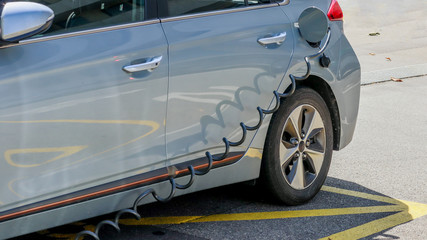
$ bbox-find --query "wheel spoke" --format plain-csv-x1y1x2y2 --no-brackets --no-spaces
304,110,324,141
303,155,316,174
287,106,303,141
305,148,324,174
288,155,306,189
282,139,296,149
279,141,298,167
307,128,323,140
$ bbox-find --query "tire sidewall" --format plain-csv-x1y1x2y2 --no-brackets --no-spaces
262,87,333,205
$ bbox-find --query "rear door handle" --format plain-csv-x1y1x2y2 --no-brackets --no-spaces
258,32,287,46
123,56,163,73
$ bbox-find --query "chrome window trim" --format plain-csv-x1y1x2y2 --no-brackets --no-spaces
0,0,290,48
0,19,160,49
160,0,290,23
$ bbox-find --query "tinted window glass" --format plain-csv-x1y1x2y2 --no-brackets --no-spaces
19,0,145,36
167,0,271,17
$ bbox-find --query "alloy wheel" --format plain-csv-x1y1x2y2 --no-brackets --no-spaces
279,104,326,190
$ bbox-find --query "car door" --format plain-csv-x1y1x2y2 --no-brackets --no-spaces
161,0,294,165
0,0,168,211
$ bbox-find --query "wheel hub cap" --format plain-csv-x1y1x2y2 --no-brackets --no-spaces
298,141,305,152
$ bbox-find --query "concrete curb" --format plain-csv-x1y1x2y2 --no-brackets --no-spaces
361,63,427,85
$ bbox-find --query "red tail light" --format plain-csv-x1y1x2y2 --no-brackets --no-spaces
328,0,343,21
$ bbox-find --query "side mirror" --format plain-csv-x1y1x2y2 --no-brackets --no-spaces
0,1,54,43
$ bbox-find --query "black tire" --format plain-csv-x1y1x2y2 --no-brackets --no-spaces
261,87,333,205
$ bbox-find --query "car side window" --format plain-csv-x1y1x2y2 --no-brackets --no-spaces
166,0,272,17
20,0,145,37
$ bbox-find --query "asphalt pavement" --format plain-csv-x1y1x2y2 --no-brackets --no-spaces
330,75,427,239
339,0,427,84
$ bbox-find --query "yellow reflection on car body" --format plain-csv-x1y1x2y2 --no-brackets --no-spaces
5,146,88,168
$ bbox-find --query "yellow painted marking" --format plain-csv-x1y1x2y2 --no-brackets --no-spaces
119,205,406,226
320,212,411,240
120,216,202,225
320,200,427,240
71,222,87,226
399,200,427,218
35,186,427,239
26,176,424,240
5,146,87,168
116,186,427,240
47,234,74,240
37,230,50,235
321,185,402,205
45,224,96,240
319,186,427,239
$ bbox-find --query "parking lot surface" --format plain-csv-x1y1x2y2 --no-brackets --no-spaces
340,0,427,84
329,75,427,239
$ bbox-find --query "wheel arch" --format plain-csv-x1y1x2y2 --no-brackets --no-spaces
296,75,341,150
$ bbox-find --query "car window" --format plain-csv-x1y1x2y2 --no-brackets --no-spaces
18,0,145,37
166,0,272,17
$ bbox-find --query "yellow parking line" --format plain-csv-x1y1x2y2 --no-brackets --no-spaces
37,186,427,240
321,186,402,205
320,211,415,240
321,199,427,240
43,224,96,240
120,216,202,225
117,185,427,240
119,205,406,225
119,186,413,226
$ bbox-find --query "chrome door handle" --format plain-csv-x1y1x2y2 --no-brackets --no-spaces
122,56,163,73
258,32,287,46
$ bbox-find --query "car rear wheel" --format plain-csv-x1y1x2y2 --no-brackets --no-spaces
261,87,333,205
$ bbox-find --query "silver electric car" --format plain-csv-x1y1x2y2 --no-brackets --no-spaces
0,0,360,238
